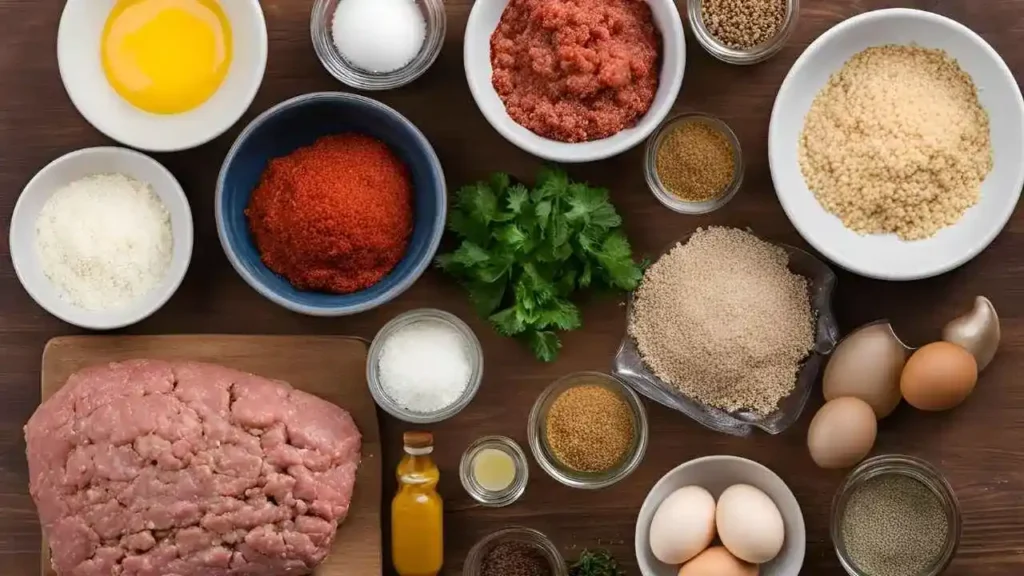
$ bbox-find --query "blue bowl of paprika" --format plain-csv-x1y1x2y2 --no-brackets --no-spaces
216,92,447,316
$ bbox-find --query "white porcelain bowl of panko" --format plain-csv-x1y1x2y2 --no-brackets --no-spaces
769,8,1024,281
57,0,268,152
636,456,805,576
9,147,194,330
464,0,685,163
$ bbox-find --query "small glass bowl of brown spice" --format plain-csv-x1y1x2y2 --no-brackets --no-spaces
463,526,567,576
528,371,649,490
687,0,800,65
644,113,744,215
831,455,962,576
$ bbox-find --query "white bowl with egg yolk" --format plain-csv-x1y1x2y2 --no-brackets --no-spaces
57,0,267,152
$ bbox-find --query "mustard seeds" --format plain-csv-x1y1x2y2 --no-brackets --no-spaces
544,384,634,473
701,0,787,50
655,121,736,202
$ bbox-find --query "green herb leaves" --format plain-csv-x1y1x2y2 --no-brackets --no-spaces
437,168,642,362
568,549,627,576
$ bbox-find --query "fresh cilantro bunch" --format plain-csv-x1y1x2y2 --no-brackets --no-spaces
436,167,643,362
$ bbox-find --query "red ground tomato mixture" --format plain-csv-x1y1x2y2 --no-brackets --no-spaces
490,0,661,143
246,134,413,294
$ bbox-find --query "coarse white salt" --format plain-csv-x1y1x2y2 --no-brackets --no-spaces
331,0,426,74
35,173,173,311
378,320,472,413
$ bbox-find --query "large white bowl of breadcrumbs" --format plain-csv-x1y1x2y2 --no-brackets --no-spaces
769,8,1024,281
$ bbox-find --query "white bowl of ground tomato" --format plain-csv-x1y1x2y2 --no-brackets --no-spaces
465,0,685,163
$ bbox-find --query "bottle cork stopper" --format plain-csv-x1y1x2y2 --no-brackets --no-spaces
403,431,434,449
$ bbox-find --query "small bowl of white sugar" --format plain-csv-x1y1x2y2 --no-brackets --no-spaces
9,146,193,330
311,0,446,90
367,308,484,424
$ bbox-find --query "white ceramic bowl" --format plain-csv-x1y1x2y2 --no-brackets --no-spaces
635,456,805,576
769,8,1024,281
57,0,268,152
9,147,194,330
464,0,685,163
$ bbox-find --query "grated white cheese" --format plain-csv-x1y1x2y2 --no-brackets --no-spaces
35,173,173,311
378,320,472,413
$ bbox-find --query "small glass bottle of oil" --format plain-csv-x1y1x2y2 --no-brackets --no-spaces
391,431,443,576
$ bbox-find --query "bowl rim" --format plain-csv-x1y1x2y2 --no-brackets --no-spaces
634,455,807,574
56,0,269,153
365,308,484,424
463,0,686,163
527,371,650,490
9,146,194,330
215,91,447,316
768,7,1024,281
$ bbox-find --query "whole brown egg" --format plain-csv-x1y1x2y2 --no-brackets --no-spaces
900,342,978,411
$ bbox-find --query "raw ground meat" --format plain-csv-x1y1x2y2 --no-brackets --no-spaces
490,0,661,143
24,360,362,576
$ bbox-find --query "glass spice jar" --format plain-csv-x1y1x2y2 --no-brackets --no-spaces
831,454,962,576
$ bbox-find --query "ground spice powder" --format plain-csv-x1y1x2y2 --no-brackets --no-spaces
545,384,634,473
245,134,413,294
481,541,553,576
655,121,735,202
841,474,949,576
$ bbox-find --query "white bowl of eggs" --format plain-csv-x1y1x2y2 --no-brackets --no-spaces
636,456,805,576
57,0,268,152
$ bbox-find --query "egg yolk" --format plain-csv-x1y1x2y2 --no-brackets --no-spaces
101,0,232,115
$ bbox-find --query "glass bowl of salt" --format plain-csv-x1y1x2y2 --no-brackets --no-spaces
367,308,484,424
311,0,446,90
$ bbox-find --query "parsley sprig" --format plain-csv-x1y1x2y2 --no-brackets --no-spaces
436,168,643,362
568,549,627,576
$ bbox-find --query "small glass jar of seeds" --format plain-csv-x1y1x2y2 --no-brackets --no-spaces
527,371,649,489
644,113,744,215
686,0,800,64
831,454,962,576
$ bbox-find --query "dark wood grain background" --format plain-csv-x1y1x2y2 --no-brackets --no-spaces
1,0,1022,574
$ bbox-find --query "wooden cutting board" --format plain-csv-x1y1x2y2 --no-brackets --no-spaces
39,335,382,576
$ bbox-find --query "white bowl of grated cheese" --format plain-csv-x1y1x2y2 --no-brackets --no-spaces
9,147,194,330
769,8,1024,281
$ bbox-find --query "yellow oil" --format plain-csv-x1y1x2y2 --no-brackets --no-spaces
391,434,443,576
472,447,516,492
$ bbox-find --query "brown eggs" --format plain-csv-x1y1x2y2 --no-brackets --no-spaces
807,397,877,469
901,342,978,411
677,546,758,576
823,323,907,419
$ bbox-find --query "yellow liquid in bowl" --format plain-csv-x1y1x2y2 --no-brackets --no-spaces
102,0,232,115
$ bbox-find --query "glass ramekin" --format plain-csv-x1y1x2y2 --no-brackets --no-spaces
367,308,483,424
643,112,744,215
528,372,649,490
687,0,800,65
831,454,962,576
310,0,447,90
459,435,530,508
462,527,568,576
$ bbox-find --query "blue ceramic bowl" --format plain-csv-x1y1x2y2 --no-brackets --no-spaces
216,92,446,316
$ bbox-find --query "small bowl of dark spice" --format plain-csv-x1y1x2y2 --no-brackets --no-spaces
644,113,744,214
688,0,799,64
832,454,962,576
463,526,567,576
528,371,649,489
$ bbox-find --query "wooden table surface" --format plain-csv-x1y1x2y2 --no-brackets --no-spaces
1,0,1023,574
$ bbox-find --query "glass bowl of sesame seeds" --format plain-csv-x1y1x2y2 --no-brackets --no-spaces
831,454,962,576
687,0,800,65
643,112,744,215
527,371,649,490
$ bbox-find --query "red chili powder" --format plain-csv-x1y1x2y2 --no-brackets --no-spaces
245,134,413,294
490,0,661,143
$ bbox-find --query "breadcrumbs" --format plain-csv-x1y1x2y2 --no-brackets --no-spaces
545,384,634,472
799,45,992,240
628,227,814,415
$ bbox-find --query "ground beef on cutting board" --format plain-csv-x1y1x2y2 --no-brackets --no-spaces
24,360,362,576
